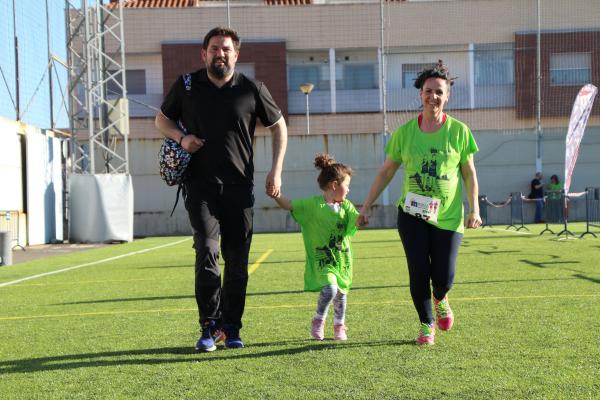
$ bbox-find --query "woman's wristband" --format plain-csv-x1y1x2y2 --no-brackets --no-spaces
177,135,184,146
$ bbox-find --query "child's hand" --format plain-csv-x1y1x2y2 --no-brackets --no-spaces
273,193,293,211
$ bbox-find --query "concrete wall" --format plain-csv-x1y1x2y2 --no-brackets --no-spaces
132,125,600,236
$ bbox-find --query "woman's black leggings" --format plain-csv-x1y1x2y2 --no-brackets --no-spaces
397,209,463,324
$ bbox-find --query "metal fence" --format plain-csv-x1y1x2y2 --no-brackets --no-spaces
0,210,24,250
508,192,528,231
581,187,600,238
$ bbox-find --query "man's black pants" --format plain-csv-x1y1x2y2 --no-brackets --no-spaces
184,182,254,330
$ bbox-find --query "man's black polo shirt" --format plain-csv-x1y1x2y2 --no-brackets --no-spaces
160,69,282,185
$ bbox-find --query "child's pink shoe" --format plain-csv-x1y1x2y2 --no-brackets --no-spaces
311,317,325,340
434,295,454,331
416,322,435,345
333,324,347,341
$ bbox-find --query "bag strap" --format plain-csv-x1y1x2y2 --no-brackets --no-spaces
170,75,191,217
170,184,185,217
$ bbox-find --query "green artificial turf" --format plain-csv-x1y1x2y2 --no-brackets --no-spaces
1,225,598,399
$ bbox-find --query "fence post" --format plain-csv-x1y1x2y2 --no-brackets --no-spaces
479,195,491,228
0,231,12,266
507,192,528,231
540,190,561,235
581,187,599,238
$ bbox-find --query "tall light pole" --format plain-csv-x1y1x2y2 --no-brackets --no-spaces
299,83,314,135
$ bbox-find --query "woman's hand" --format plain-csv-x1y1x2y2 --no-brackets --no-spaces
465,211,482,229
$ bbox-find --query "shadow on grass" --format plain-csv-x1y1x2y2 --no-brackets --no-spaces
352,239,400,245
54,274,589,306
572,274,600,284
476,250,521,255
0,339,414,374
462,235,535,241
55,295,194,305
137,265,191,269
519,259,581,269
455,276,583,286
54,284,411,305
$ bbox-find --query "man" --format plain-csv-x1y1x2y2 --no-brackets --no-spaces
530,172,544,223
155,27,287,351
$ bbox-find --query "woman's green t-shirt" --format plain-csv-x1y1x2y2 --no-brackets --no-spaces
385,115,479,233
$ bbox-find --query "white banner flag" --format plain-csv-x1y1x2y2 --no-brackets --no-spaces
564,84,598,195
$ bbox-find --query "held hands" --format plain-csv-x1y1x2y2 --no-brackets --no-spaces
180,135,205,153
356,207,370,227
265,170,282,198
465,211,482,229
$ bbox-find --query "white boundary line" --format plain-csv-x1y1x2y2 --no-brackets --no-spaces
0,238,192,288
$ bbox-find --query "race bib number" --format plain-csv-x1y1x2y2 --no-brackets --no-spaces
403,192,440,223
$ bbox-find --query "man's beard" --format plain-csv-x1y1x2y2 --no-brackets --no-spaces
208,58,232,79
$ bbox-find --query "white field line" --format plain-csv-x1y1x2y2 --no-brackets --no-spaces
0,238,192,288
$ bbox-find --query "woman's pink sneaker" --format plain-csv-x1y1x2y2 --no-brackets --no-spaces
416,322,435,345
434,295,454,331
311,317,325,340
333,324,347,341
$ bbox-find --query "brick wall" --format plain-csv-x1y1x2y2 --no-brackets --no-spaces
515,31,600,118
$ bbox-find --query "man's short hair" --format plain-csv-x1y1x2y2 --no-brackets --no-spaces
203,27,241,51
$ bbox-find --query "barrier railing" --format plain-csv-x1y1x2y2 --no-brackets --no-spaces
479,189,598,239
479,194,512,229
508,192,528,231
0,211,25,250
581,187,600,238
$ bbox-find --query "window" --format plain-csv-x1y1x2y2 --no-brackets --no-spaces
338,64,377,90
106,69,146,95
475,44,514,86
236,63,255,79
288,65,328,91
550,53,591,86
402,63,431,88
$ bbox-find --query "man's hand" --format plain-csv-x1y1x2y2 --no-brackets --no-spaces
181,135,205,153
357,207,370,227
265,170,281,198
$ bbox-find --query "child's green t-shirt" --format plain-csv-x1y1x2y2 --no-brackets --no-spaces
385,115,479,233
291,195,359,293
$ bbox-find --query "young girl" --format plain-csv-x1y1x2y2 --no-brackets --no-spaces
273,153,359,341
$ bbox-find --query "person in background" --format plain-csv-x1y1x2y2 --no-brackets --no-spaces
546,174,561,200
530,172,544,223
358,60,481,345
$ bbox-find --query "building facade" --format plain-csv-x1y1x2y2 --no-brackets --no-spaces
107,0,600,235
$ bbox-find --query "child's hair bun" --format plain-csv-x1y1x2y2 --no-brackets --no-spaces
314,153,335,170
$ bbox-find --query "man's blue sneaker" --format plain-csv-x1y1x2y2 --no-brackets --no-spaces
224,327,244,349
195,321,217,352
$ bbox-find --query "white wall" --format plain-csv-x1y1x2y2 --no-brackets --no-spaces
0,117,23,211
25,127,64,245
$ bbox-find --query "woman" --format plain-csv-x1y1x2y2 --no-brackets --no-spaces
546,174,561,200
358,60,481,345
